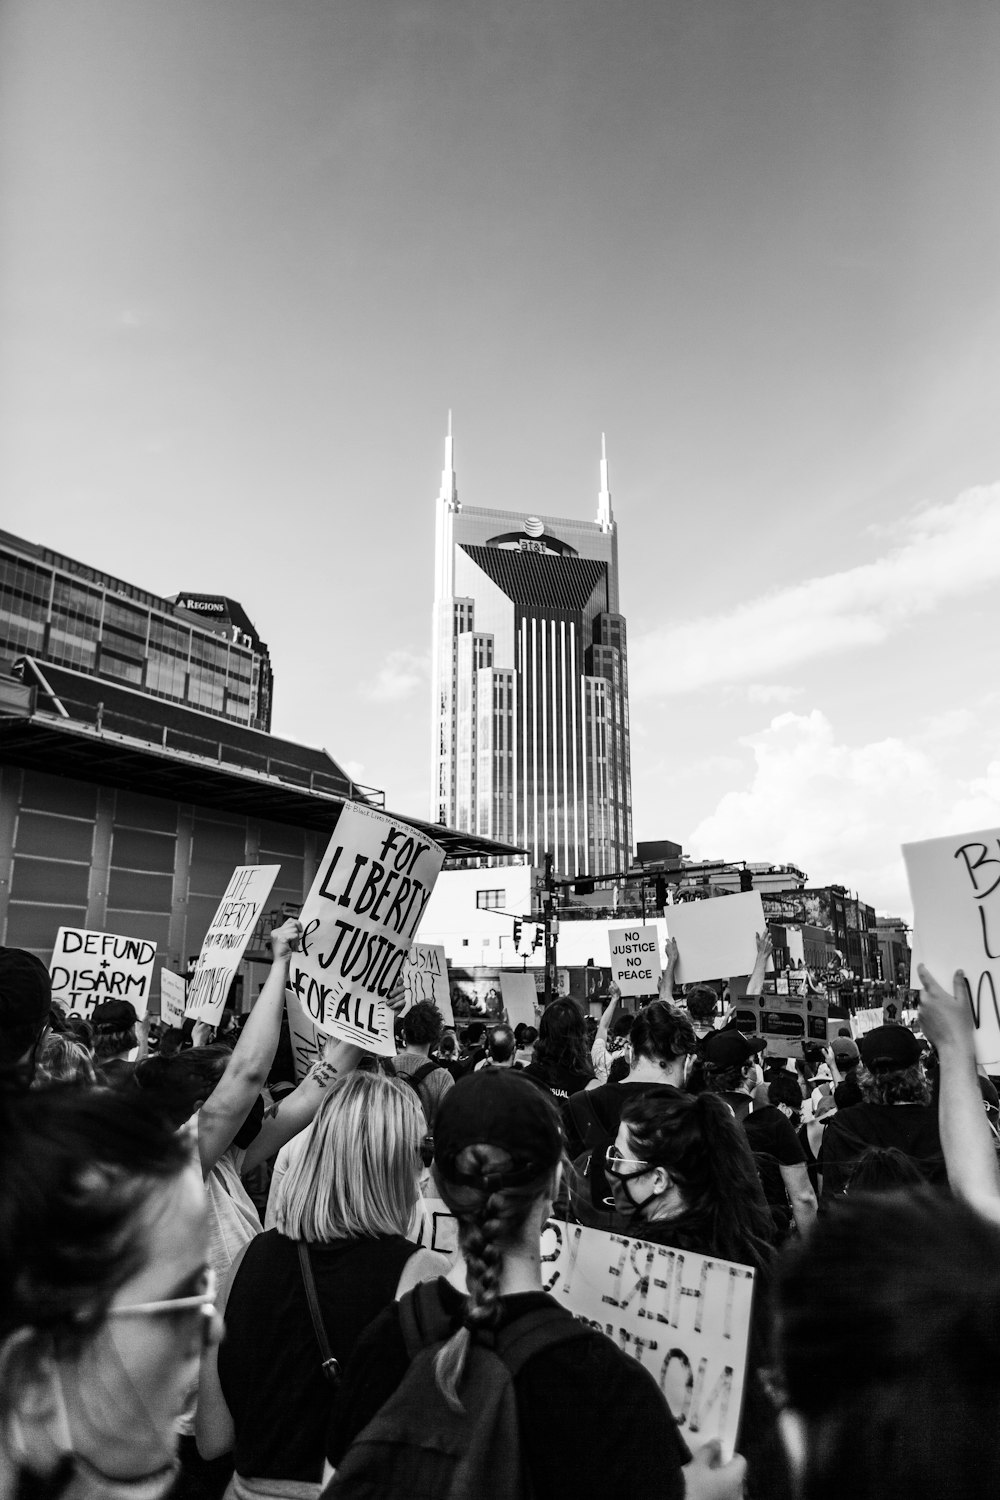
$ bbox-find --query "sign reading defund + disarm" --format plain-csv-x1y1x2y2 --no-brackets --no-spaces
288,803,445,1056
49,928,157,1019
185,865,281,1025
608,924,662,997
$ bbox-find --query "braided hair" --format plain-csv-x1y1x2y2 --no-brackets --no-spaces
432,1147,561,1410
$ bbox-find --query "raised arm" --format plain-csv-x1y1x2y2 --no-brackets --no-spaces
659,936,679,1002
918,963,1000,1222
745,929,773,998
196,918,301,1178
595,983,621,1045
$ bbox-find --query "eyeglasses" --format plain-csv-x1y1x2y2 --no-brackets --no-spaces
604,1143,653,1180
106,1267,218,1350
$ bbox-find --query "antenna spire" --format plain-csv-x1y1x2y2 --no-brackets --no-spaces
438,411,459,511
597,431,613,530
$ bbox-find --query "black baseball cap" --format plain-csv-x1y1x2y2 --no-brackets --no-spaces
91,999,139,1030
702,1028,766,1070
0,948,52,1067
858,1025,921,1073
433,1071,563,1189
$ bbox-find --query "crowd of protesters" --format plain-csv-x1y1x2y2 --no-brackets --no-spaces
3,919,1000,1500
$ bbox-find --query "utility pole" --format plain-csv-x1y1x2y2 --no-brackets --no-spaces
542,850,558,1004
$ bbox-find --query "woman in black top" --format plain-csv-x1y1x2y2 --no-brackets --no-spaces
519,997,595,1100
195,1071,447,1496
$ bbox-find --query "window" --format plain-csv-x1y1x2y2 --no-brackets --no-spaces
476,888,504,911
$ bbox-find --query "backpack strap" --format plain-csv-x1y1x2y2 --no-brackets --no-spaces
567,1088,603,1151
397,1279,454,1361
495,1306,591,1376
297,1241,341,1385
408,1061,442,1089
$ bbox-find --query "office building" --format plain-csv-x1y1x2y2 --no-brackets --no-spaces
0,530,273,730
430,420,632,876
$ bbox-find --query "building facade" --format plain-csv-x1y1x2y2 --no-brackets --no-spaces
430,422,632,876
0,530,274,730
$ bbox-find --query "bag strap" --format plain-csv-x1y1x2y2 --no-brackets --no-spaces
495,1306,591,1377
568,1088,603,1149
398,1278,454,1361
409,1061,441,1089
297,1241,341,1385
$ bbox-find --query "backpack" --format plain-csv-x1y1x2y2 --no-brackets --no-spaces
400,1061,444,1165
325,1279,591,1500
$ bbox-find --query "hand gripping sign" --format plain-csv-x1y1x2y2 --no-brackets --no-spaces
608,924,663,998
288,803,445,1056
186,864,280,1025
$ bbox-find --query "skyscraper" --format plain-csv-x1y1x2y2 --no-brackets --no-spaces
431,419,632,876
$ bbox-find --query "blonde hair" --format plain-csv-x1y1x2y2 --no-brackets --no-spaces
276,1071,423,1242
33,1033,98,1088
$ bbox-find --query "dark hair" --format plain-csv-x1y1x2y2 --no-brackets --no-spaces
463,1022,485,1046
858,1063,930,1107
685,984,719,1022
702,1059,750,1094
0,1088,190,1367
64,1015,94,1049
620,1091,773,1274
535,999,591,1079
608,1055,630,1084
92,1025,137,1063
403,1001,444,1048
777,1191,1000,1500
437,1033,458,1060
487,1025,516,1064
847,1146,926,1194
768,1072,804,1112
610,1014,634,1042
630,1001,697,1066
133,1044,231,1129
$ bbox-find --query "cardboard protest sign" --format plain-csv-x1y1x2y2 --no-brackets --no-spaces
285,991,322,1082
159,969,187,1028
288,803,445,1056
608,925,663,998
664,892,766,985
756,987,829,1058
500,970,538,1029
49,927,157,1020
186,865,280,1025
401,943,453,1026
540,1220,754,1459
905,826,1000,1070
413,1196,460,1257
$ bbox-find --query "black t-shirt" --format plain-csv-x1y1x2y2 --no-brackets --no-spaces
743,1106,806,1237
520,1058,594,1102
818,1102,945,1204
326,1278,688,1500
563,1079,683,1161
217,1229,417,1482
833,1071,862,1109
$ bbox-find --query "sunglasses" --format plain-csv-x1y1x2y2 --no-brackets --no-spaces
106,1267,218,1351
603,1142,653,1180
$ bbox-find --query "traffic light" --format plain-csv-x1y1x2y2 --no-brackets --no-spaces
654,877,668,910
739,869,754,893
513,919,522,948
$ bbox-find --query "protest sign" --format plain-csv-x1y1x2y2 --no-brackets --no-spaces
49,927,157,1020
905,826,1000,1070
288,803,445,1056
159,969,187,1028
608,924,662,998
186,865,280,1025
401,942,453,1026
500,970,538,1028
664,892,766,985
757,988,829,1058
285,991,322,1082
539,1220,754,1458
413,1195,460,1257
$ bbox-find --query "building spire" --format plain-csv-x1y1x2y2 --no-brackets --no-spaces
597,431,613,530
438,410,459,511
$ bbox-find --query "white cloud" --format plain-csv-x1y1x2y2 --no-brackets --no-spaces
745,684,802,705
360,649,429,704
686,709,1000,915
631,484,1000,699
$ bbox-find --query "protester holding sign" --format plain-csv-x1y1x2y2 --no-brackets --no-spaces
196,1072,448,1494
325,1071,746,1500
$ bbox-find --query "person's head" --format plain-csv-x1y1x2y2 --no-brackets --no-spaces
700,1027,767,1095
629,1001,697,1080
91,1001,139,1064
776,1190,1000,1500
32,1033,98,1089
0,1088,215,1497
431,1072,564,1409
64,1014,94,1050
0,947,52,1087
403,1000,444,1050
486,1024,517,1066
857,1027,929,1106
685,983,719,1023
462,1021,485,1050
436,1031,458,1061
846,1145,926,1194
276,1071,423,1242
609,1013,633,1046
608,1091,772,1272
768,1071,804,1120
829,1036,860,1074
133,1045,233,1130
535,998,590,1076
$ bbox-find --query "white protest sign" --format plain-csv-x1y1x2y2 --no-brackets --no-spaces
159,969,187,1028
905,827,1000,1070
288,803,446,1056
664,892,766,985
285,992,322,1082
49,928,157,1020
408,1204,753,1460
186,865,280,1025
608,924,663,997
500,970,538,1028
401,943,453,1026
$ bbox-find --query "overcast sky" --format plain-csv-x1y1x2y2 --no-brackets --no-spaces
2,0,998,916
